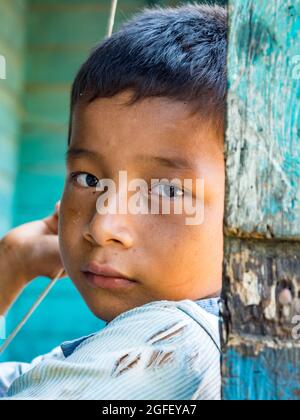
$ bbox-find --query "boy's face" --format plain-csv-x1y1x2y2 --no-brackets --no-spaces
59,90,225,322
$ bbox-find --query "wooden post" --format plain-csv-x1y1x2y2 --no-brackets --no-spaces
222,0,300,400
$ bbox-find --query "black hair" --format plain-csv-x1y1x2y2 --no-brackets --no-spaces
69,3,227,142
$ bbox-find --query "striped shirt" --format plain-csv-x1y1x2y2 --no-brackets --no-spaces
0,298,220,400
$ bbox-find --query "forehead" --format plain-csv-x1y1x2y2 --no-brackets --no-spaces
70,90,222,162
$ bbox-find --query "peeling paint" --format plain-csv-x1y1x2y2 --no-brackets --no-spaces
264,285,276,320
223,0,300,400
237,272,261,306
222,346,300,400
225,0,300,239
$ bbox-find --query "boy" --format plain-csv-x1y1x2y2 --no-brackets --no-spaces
0,3,226,399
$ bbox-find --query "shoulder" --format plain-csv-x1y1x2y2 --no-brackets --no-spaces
83,299,221,400
38,300,220,400
103,299,220,350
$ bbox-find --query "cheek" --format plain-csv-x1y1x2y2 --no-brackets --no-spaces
152,217,214,268
60,182,98,226
59,188,88,254
143,215,200,261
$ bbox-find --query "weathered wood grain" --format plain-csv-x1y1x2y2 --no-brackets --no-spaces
223,0,300,400
225,0,300,239
222,344,300,400
222,238,300,339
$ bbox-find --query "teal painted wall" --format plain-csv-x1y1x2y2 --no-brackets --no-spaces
0,0,27,238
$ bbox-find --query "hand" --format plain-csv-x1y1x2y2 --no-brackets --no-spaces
2,203,65,284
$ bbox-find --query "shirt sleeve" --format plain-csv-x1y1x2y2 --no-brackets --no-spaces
0,362,30,398
0,345,64,398
4,301,221,400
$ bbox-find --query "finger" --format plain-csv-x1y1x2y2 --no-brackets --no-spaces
43,201,62,233
55,201,61,216
43,212,59,235
40,237,65,279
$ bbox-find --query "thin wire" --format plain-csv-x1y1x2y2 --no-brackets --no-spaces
0,268,65,355
107,0,118,37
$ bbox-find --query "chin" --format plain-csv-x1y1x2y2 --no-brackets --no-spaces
79,291,130,323
87,300,113,321
89,302,125,323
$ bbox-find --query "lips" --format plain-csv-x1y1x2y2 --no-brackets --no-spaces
81,262,137,289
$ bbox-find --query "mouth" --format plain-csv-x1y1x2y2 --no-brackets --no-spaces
81,262,137,290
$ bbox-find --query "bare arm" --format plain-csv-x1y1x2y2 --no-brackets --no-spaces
0,238,27,315
0,204,63,315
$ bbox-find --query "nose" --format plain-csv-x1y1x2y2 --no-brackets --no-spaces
83,195,134,249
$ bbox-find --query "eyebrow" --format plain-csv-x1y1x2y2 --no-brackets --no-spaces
135,154,196,171
66,148,104,163
66,147,195,171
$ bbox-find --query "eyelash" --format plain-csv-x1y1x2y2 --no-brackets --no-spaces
151,183,185,199
70,172,187,199
70,172,99,188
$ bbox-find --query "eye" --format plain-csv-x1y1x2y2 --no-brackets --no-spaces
71,172,99,188
150,183,184,199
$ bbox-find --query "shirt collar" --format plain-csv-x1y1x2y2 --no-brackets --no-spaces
61,333,95,358
195,297,220,317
